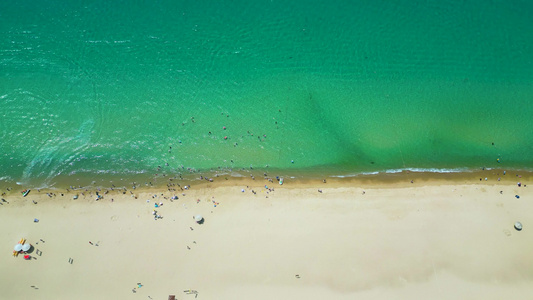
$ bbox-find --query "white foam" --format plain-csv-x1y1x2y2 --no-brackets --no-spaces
330,168,471,178
384,168,470,174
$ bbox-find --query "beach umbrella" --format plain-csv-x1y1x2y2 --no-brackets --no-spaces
194,215,203,222
14,244,23,252
22,243,31,252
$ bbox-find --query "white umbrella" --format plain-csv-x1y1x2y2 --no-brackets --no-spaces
22,243,31,252
14,244,23,252
194,215,203,222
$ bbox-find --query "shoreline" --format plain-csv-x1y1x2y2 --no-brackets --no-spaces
2,169,530,210
2,167,532,192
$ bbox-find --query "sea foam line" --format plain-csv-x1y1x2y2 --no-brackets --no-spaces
330,168,472,178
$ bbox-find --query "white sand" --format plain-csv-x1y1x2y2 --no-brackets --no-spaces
1,177,532,299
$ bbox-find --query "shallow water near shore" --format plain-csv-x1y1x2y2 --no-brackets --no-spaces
1,0,533,188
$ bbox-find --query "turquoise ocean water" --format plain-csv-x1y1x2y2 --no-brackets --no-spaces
1,0,533,187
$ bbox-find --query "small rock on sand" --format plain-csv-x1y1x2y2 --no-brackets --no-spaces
514,222,522,231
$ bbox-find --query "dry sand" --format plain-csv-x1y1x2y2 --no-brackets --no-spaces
1,173,532,299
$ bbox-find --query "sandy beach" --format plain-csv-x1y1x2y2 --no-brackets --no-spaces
1,171,532,299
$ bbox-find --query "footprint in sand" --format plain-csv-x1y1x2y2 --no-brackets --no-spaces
503,229,511,237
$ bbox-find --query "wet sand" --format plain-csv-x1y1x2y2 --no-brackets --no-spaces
1,172,532,299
